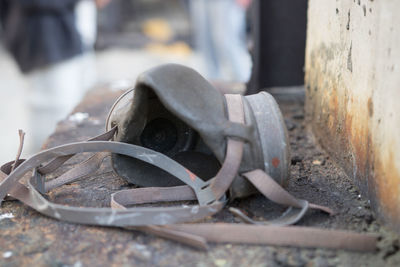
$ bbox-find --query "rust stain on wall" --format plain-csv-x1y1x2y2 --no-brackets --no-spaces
374,146,400,228
305,43,400,229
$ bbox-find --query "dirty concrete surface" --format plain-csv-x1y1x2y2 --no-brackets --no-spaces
0,87,399,266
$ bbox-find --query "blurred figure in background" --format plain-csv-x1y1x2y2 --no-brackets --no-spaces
189,0,252,82
0,0,109,153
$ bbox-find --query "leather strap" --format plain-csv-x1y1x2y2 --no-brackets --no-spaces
166,224,378,252
44,152,108,192
0,141,226,225
210,94,244,200
229,169,334,226
37,126,118,175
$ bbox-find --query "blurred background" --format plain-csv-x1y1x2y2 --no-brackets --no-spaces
0,0,252,162
0,0,308,163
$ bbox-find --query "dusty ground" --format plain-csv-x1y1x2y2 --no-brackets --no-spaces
0,87,399,266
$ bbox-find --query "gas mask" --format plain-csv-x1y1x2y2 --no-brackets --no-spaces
106,64,289,199
0,64,377,252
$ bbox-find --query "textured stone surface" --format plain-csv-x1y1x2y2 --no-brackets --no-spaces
0,87,399,266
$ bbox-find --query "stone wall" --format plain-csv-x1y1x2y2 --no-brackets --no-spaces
305,0,400,230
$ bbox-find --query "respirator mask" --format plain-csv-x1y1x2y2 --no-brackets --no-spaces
106,64,289,199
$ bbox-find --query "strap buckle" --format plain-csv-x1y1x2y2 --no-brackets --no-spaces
31,167,46,194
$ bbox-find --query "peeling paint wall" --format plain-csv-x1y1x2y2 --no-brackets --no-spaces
305,0,400,230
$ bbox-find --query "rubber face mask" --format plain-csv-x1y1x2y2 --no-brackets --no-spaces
106,64,290,199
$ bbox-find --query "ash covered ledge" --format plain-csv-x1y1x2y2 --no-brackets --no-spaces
0,85,398,266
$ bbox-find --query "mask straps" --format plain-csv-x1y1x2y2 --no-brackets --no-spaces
37,126,118,175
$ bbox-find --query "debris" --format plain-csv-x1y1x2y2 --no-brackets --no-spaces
68,112,89,124
2,251,12,258
0,213,14,221
291,156,303,165
312,160,322,165
129,244,151,262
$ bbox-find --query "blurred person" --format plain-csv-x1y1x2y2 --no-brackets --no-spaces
0,0,109,153
189,0,252,82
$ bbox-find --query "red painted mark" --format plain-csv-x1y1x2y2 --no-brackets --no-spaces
272,157,280,168
185,169,197,182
